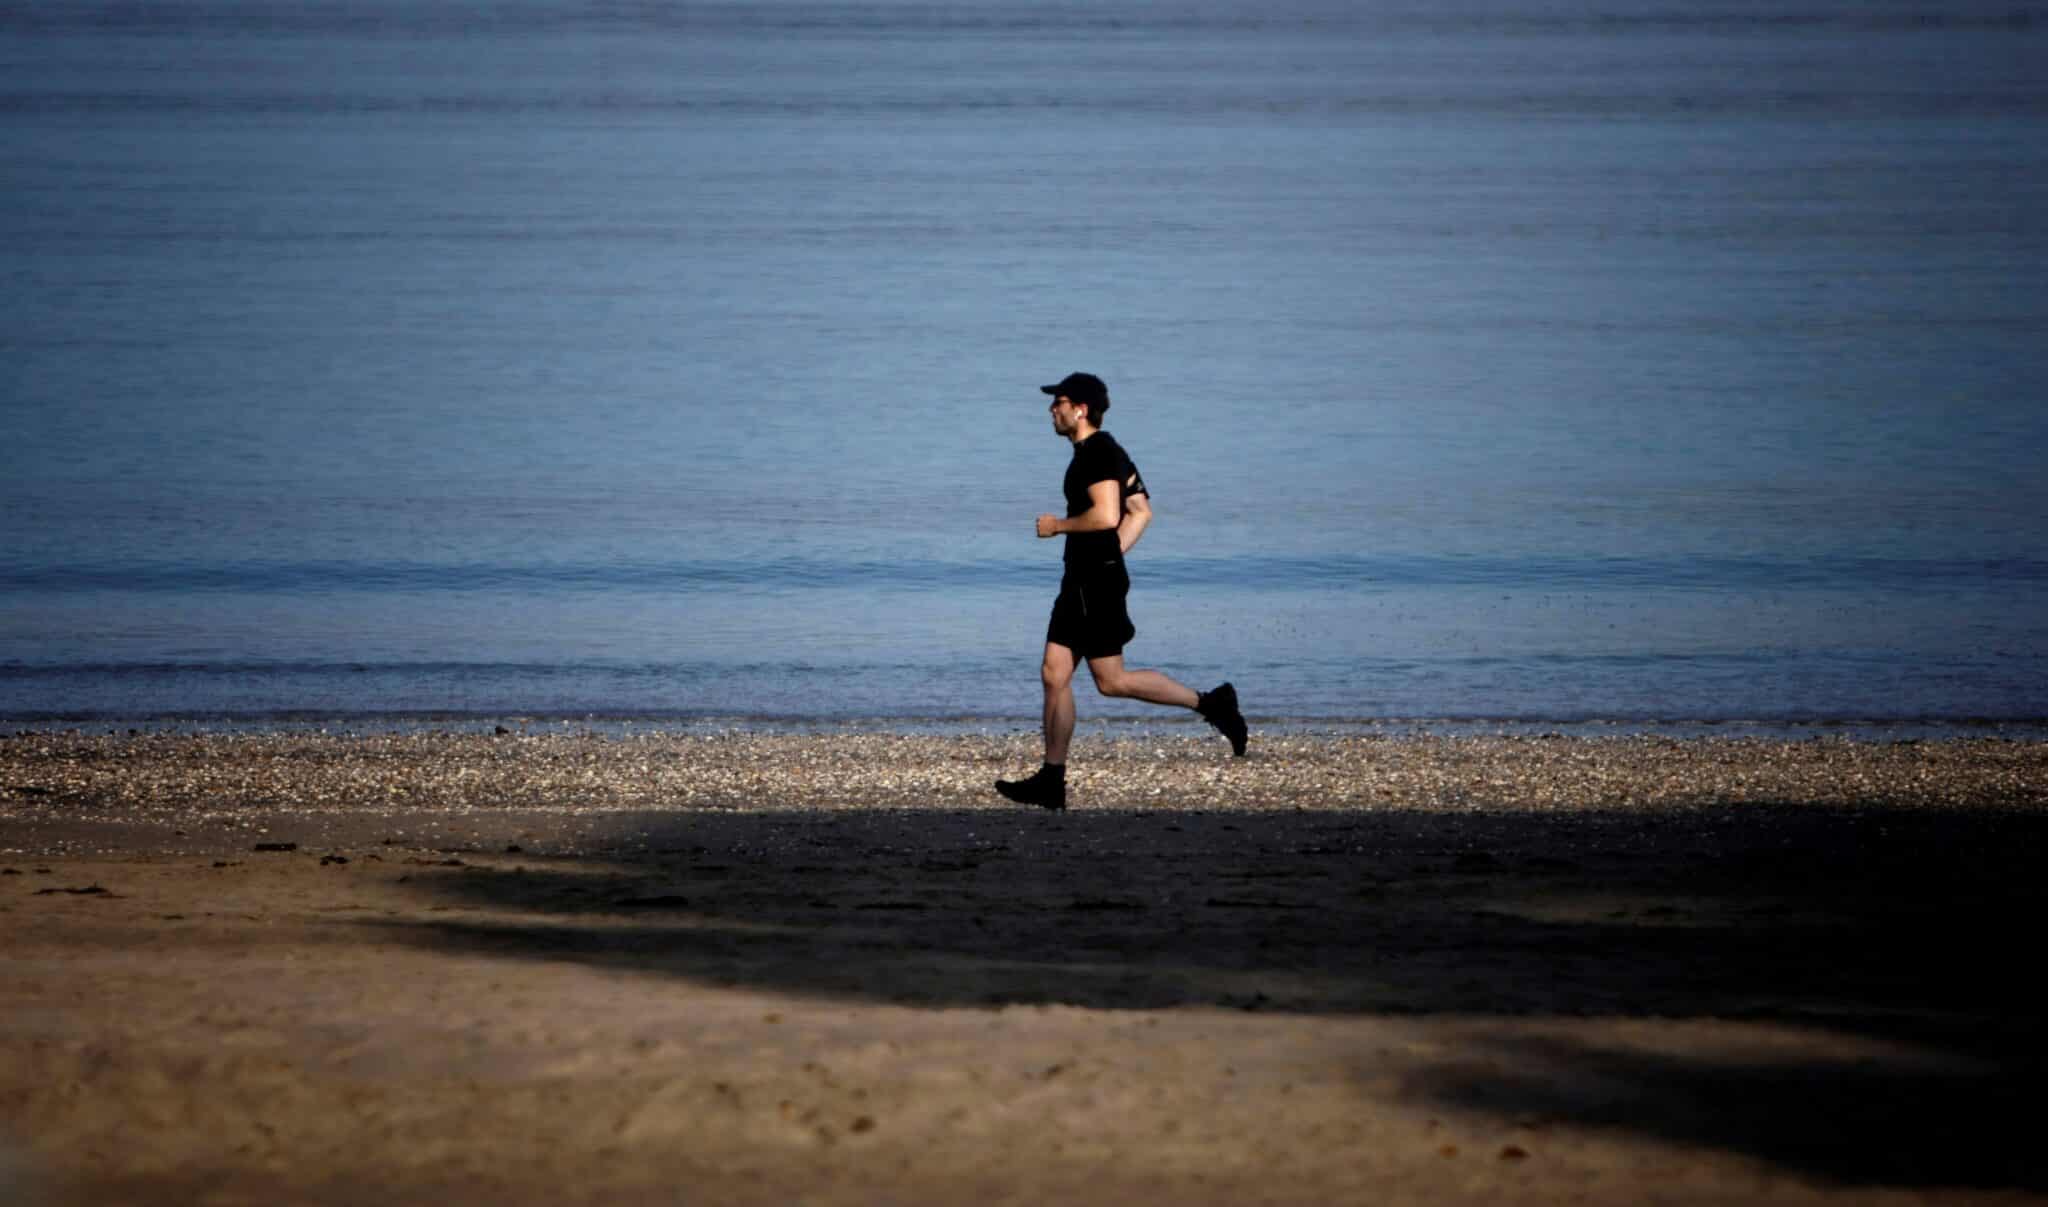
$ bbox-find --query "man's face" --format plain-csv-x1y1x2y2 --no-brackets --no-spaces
1049,395,1080,435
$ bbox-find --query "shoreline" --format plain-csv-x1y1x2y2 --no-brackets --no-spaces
5,732,2046,1203
6,730,2045,839
8,713,2048,744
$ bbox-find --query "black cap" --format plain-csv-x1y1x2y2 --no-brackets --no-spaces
1040,372,1108,413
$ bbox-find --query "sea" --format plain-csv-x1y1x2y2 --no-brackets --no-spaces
4,0,2046,736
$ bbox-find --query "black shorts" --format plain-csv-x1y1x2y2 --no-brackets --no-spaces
1046,557,1136,660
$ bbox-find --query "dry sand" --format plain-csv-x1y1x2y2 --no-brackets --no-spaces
3,729,2046,1205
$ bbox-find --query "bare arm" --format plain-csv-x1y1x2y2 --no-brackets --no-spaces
1117,478,1151,553
1036,479,1121,539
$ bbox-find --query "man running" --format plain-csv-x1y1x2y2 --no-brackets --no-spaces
996,372,1248,811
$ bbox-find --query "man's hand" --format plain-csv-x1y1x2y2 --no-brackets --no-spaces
1036,514,1061,539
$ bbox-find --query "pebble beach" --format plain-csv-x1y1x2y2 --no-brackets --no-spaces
4,729,2046,1203
8,728,2044,825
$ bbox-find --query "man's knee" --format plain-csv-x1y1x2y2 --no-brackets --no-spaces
1090,666,1130,698
1041,656,1075,691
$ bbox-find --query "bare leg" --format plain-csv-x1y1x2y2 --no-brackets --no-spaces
1086,655,1200,710
1042,642,1078,764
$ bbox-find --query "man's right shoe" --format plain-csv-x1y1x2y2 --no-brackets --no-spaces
995,767,1067,811
1197,682,1249,757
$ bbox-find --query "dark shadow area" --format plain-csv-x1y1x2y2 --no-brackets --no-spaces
387,800,2048,1190
1427,1030,2038,1191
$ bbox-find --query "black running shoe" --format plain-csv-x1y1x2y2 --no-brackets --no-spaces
995,767,1067,811
1197,682,1249,757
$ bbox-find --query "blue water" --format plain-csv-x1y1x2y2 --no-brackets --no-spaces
4,1,2047,730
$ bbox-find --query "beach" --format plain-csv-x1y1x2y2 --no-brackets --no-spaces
3,729,2045,1204
8,5,2046,1200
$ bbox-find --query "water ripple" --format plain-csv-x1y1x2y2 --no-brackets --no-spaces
4,554,2044,594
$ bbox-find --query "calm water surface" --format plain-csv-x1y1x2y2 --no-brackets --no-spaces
4,1,2046,729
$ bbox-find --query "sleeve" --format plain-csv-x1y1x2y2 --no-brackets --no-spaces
1075,439,1121,488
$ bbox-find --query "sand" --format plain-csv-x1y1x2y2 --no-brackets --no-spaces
3,729,2046,1205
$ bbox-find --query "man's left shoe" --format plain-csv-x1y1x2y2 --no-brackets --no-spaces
995,767,1067,811
1197,682,1249,757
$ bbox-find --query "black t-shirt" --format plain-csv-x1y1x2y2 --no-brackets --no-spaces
1063,431,1137,564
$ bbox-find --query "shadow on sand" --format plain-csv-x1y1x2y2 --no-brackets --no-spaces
388,799,2046,1191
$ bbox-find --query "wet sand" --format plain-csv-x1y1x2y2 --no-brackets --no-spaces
4,730,2046,1204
